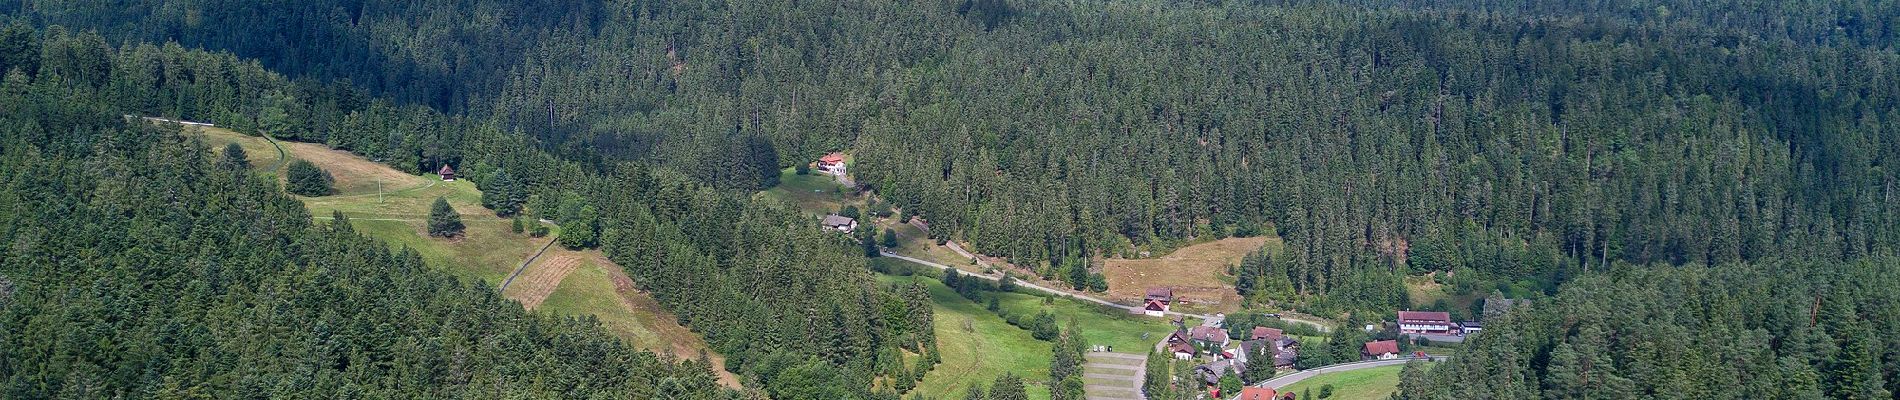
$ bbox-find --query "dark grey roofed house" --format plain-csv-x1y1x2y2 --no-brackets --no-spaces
1195,359,1233,385
820,214,857,232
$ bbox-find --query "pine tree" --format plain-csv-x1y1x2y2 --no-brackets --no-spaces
427,196,464,237
481,169,526,216
220,143,249,170
285,159,333,196
989,374,1028,400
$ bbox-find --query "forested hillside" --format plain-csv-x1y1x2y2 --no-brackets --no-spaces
1395,259,1900,399
0,80,731,398
5,0,1899,397
20,0,1891,314
0,23,931,398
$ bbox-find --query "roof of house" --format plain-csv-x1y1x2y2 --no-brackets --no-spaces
1196,360,1233,384
1145,299,1168,311
1146,287,1174,299
1238,387,1278,400
1460,321,1483,328
1398,311,1452,323
1168,342,1196,354
820,153,845,163
1364,340,1400,355
821,214,855,227
1189,326,1229,342
1252,326,1284,341
438,164,454,175
1240,339,1270,356
1167,329,1191,343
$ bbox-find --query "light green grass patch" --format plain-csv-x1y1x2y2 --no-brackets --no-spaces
761,167,852,216
876,273,1054,399
1277,363,1426,400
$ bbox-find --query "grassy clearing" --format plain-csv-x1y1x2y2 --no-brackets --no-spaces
182,124,735,385
761,167,853,215
1102,236,1280,314
186,125,282,174
875,272,1054,400
1276,364,1422,400
993,287,1181,354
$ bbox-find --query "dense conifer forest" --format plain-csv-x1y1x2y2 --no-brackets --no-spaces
15,1,1894,307
2,0,1896,397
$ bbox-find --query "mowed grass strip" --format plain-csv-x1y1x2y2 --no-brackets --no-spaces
874,272,1054,399
1276,364,1424,400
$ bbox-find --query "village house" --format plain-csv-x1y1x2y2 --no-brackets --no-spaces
1236,336,1300,370
1169,342,1197,360
1459,321,1483,335
1188,325,1230,349
1397,311,1456,335
816,152,846,173
1362,340,1400,360
1239,387,1297,400
1144,287,1174,316
438,164,456,181
1193,359,1236,386
820,214,858,232
1251,326,1283,341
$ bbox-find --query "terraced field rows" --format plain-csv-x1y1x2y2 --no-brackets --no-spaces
1083,352,1145,400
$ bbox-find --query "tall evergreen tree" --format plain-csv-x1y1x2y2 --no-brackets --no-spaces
428,196,464,237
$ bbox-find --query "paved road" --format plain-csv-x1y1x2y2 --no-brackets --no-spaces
883,250,1328,333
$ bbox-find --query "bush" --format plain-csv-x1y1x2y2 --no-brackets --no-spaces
284,159,334,196
529,223,549,238
1320,384,1334,398
795,164,810,175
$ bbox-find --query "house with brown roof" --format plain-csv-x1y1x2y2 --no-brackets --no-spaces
438,164,456,181
1189,326,1230,349
1397,311,1455,334
817,152,846,172
1237,387,1279,400
1144,299,1169,317
1362,340,1400,360
1251,326,1283,341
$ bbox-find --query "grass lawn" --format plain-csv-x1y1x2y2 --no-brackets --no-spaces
1277,363,1426,400
761,167,853,216
875,272,1053,400
992,287,1181,354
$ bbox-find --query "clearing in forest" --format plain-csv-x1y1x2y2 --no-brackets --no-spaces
873,269,1054,399
1101,236,1278,314
185,123,736,387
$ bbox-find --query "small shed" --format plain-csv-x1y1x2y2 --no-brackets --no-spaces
438,164,456,181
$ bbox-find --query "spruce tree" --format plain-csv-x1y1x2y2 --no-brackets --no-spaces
285,159,334,196
481,169,525,216
220,143,249,170
427,196,464,237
